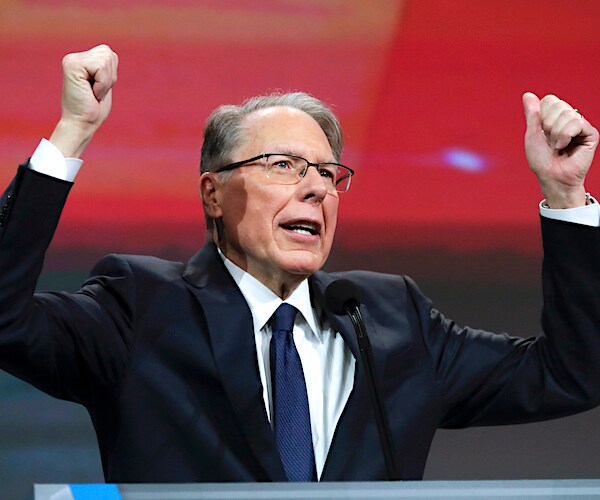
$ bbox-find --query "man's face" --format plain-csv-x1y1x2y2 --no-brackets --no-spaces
206,106,339,296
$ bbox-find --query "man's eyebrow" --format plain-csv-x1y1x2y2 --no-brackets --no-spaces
270,147,300,156
270,147,336,163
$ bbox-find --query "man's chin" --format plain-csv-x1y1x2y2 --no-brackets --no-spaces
279,251,327,276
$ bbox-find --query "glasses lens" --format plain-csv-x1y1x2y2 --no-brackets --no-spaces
334,170,352,192
264,155,352,192
316,163,339,190
319,164,353,192
265,155,303,184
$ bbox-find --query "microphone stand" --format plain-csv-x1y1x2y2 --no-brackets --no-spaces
346,304,400,480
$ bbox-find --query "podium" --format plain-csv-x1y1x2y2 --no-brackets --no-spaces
35,480,600,499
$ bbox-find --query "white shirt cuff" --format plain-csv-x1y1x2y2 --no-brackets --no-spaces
29,138,83,182
540,196,600,227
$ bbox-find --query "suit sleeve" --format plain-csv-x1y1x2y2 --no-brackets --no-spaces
412,217,600,428
0,165,134,405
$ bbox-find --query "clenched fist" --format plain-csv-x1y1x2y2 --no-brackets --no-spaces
523,92,599,208
50,44,119,159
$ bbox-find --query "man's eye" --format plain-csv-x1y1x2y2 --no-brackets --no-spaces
272,160,293,170
319,166,337,181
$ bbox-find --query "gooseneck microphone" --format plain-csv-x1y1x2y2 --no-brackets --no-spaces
324,279,400,480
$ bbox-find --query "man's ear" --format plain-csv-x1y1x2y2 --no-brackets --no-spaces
199,172,223,219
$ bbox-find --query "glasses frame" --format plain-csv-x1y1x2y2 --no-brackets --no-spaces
215,153,354,193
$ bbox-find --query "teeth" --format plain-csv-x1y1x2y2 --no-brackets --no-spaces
284,223,318,235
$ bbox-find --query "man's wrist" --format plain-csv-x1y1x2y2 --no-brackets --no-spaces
48,118,96,159
541,185,588,209
541,193,593,209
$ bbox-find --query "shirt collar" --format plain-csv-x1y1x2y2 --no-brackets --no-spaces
218,249,321,338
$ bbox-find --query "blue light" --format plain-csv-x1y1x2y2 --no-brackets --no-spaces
442,148,486,172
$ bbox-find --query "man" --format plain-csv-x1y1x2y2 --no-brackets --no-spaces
1,44,599,483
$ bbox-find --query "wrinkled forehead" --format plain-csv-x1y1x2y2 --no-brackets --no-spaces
234,106,334,161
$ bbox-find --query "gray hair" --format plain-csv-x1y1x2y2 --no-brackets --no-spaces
200,91,343,174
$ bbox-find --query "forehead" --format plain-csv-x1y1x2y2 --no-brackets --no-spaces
235,106,333,159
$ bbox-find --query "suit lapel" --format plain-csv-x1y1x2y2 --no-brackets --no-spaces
310,272,398,481
182,243,286,481
310,273,366,479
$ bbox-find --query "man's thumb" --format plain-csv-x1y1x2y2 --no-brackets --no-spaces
522,92,541,132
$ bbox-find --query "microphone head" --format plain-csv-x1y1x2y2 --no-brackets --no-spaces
324,279,362,314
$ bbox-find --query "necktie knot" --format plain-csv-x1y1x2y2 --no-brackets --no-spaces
271,303,298,334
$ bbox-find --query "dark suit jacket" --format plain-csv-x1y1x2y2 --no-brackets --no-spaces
1,165,600,482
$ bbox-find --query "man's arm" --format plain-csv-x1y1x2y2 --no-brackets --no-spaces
23,44,118,183
1,44,118,242
427,94,600,426
0,46,124,402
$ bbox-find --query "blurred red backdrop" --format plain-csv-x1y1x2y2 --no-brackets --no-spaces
1,0,600,259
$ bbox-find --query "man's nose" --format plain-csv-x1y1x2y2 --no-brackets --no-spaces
299,165,328,201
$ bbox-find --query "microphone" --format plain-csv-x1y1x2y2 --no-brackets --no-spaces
324,279,370,350
324,278,361,314
324,280,399,480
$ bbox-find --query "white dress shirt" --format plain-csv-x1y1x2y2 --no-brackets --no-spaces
539,197,600,226
220,251,355,478
30,139,82,181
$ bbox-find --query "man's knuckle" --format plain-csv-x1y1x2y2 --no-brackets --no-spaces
62,53,75,67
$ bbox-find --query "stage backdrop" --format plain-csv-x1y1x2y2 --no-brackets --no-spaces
1,1,600,499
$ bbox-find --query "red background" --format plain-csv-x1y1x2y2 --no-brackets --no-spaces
3,0,599,261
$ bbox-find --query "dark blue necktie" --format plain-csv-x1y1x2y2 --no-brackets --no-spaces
269,303,317,482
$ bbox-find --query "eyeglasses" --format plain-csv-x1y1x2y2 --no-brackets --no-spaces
215,153,354,193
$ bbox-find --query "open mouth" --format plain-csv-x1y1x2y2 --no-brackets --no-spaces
281,221,320,236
